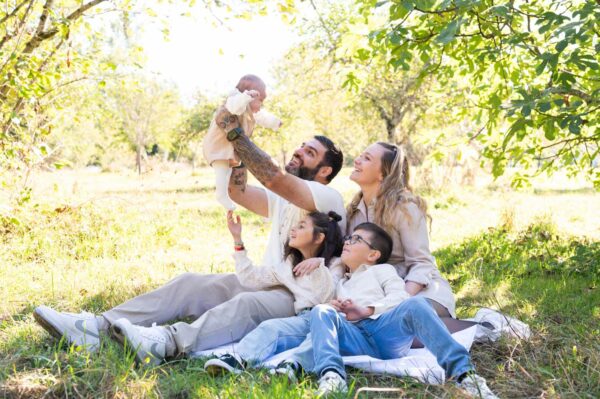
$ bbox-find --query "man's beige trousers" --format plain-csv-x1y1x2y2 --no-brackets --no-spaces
103,272,295,353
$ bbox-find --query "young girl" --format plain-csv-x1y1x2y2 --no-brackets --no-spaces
203,74,282,210
109,209,344,366
204,209,344,373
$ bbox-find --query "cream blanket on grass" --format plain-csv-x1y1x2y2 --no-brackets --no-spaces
192,326,477,384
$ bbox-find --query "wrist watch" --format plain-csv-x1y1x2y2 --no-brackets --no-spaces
226,127,244,142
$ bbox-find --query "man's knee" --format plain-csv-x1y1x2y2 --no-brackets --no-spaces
229,291,267,309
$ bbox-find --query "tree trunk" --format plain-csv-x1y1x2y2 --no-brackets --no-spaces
136,145,142,175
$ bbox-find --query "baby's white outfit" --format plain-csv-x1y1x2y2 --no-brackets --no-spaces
203,89,281,210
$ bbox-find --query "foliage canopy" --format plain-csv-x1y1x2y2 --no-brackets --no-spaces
350,0,599,186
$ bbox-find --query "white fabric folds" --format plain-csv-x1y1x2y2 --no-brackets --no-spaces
192,325,477,384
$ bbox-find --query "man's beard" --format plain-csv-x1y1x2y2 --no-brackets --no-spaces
285,162,322,181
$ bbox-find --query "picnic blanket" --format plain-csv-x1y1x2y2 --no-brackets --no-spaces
192,325,477,384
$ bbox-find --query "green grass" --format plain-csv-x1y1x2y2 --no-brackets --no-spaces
1,169,599,398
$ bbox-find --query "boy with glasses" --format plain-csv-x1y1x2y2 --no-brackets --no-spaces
207,222,498,399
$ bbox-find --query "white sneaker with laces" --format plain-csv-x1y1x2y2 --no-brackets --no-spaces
474,308,531,341
110,318,174,366
317,371,348,397
458,373,499,399
33,305,100,352
269,360,300,383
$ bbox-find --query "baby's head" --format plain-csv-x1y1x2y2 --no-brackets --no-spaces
341,222,393,272
236,74,266,113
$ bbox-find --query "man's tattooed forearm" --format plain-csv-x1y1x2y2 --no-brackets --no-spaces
232,134,280,185
231,166,247,193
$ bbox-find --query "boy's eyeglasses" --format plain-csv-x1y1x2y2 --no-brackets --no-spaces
343,234,377,250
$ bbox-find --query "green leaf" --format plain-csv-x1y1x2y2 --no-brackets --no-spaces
538,102,551,112
400,0,414,12
504,118,527,149
555,40,569,53
436,19,461,44
489,5,510,18
568,122,581,134
490,93,502,108
536,60,548,75
543,120,556,140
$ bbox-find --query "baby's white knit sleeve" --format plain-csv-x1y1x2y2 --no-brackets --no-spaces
225,89,253,115
254,110,282,131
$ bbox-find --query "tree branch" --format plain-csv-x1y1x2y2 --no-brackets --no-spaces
0,0,35,52
23,0,107,54
413,6,457,15
0,0,30,26
35,0,55,37
546,87,597,104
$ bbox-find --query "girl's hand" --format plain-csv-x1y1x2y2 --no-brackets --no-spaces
227,210,242,242
245,89,260,98
293,258,322,276
339,299,374,321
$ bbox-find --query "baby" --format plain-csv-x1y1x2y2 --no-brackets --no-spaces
203,74,282,210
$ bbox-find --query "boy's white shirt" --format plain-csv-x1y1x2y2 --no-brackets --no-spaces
224,89,281,130
336,263,411,319
233,251,345,314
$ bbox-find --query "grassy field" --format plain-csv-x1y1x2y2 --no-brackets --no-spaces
1,166,599,398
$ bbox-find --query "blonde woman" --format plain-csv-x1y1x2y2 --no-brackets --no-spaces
346,142,479,334
283,142,528,340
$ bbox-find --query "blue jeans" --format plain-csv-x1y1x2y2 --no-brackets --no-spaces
293,297,473,380
235,310,312,364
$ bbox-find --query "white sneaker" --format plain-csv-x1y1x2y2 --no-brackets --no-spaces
472,323,501,343
33,306,100,352
474,308,531,341
317,371,348,396
204,354,245,375
458,373,499,399
110,318,173,366
269,360,301,383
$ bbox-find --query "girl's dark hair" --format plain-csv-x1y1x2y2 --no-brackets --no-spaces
284,211,344,267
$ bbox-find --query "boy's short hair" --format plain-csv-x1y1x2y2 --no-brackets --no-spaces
354,222,393,264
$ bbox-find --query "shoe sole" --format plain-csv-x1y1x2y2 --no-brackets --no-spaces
33,309,66,342
110,323,126,346
204,359,243,376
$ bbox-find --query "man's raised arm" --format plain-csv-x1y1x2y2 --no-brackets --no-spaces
230,134,317,211
228,165,269,218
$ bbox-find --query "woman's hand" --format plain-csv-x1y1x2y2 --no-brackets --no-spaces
339,299,374,321
293,258,322,276
227,210,242,242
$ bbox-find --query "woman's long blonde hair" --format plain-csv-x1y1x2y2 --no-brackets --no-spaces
347,143,429,234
